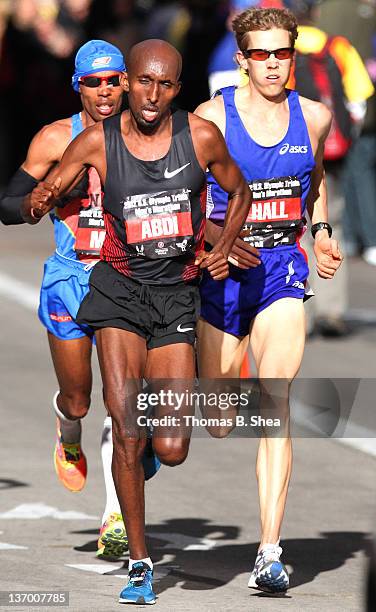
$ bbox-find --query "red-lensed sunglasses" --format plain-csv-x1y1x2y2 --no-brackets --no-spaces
242,47,294,61
79,74,122,88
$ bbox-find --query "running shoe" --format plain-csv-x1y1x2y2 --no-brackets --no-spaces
53,419,87,492
248,543,289,593
97,512,128,559
119,561,156,605
142,437,161,481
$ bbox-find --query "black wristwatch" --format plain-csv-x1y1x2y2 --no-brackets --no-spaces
311,222,332,239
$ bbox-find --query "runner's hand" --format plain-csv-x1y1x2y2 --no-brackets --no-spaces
206,223,260,269
228,230,261,269
195,249,229,280
29,177,62,220
314,235,343,279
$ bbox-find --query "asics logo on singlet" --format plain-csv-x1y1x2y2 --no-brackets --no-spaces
279,143,308,155
164,163,191,179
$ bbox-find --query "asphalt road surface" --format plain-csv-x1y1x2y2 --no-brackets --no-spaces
1,221,376,612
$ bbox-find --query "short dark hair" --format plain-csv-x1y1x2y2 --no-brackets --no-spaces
232,7,299,53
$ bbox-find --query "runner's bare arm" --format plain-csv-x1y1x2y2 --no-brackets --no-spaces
193,118,251,278
305,102,332,224
194,97,226,135
22,120,71,179
205,221,261,269
194,103,260,268
305,104,343,278
1,121,70,225
21,123,105,224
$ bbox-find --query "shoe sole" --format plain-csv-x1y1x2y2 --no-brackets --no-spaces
97,536,128,559
255,562,289,593
118,596,156,605
53,447,86,493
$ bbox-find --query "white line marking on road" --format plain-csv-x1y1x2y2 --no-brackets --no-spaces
0,531,28,550
292,400,376,458
337,437,376,458
0,503,98,520
66,564,126,577
0,271,39,311
66,563,175,580
0,542,28,550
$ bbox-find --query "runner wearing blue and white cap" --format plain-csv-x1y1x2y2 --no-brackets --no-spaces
0,39,160,558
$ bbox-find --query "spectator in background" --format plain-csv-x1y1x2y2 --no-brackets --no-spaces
0,0,12,187
0,0,11,44
143,0,192,50
87,0,142,59
179,0,228,110
317,0,376,265
285,0,374,336
367,536,376,611
34,0,91,59
208,0,260,95
0,0,93,181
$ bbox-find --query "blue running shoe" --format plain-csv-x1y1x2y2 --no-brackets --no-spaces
248,543,289,593
119,562,156,605
142,438,161,481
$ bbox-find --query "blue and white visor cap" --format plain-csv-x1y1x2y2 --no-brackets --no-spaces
72,39,126,92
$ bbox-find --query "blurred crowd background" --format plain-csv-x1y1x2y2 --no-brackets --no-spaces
0,0,375,334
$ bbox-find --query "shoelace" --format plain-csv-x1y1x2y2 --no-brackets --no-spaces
129,564,149,586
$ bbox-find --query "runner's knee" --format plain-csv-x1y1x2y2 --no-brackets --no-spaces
153,438,189,466
59,390,90,419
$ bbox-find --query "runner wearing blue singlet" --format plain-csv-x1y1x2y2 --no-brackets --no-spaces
0,40,160,558
195,6,343,593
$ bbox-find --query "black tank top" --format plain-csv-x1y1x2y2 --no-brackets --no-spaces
101,110,206,285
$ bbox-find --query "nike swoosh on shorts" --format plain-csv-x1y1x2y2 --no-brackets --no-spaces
177,323,194,332
164,163,191,179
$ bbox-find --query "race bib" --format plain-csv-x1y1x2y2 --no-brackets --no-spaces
75,168,105,257
123,189,194,259
244,176,303,248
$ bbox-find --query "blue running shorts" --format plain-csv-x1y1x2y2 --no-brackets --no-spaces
38,251,95,341
200,244,309,337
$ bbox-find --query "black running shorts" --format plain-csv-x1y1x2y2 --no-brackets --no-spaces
76,261,200,349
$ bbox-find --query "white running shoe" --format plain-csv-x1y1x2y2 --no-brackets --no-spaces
248,543,289,593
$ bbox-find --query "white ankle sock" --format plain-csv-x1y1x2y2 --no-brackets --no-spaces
129,557,153,571
53,391,81,444
101,416,121,524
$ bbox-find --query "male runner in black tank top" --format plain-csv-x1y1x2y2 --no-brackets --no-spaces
24,39,252,605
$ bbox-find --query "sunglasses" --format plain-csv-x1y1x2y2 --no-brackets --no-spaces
242,47,294,61
79,74,122,88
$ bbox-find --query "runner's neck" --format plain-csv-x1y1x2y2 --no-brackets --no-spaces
123,110,174,161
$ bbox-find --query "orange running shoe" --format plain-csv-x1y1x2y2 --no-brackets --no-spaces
53,419,87,492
